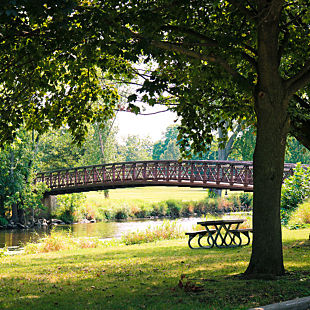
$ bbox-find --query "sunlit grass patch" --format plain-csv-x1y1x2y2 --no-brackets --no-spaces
0,229,309,310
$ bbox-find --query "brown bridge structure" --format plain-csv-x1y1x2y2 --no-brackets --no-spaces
35,160,296,197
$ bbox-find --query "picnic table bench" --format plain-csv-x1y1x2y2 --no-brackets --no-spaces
185,219,252,249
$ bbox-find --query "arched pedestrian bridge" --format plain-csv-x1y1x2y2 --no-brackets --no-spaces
35,160,296,196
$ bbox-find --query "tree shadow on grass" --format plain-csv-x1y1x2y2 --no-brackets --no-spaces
0,240,309,310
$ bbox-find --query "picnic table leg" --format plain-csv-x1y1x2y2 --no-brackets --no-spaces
212,224,226,248
243,231,251,246
198,230,215,249
223,223,243,247
187,234,197,249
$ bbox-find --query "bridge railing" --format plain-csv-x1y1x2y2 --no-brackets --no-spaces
34,160,296,193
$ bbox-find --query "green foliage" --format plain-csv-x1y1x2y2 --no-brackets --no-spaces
54,194,86,224
37,129,84,171
0,129,47,223
0,246,7,257
119,135,153,162
78,121,120,166
281,163,310,224
114,205,130,220
149,201,168,217
121,220,183,245
285,136,310,164
239,193,253,209
230,126,256,161
152,125,181,160
0,217,8,226
165,200,183,217
208,189,219,198
63,191,253,222
0,2,118,144
287,199,310,229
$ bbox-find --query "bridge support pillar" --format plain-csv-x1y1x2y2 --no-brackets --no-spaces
42,195,57,219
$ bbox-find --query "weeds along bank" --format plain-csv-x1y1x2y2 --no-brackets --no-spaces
54,191,253,223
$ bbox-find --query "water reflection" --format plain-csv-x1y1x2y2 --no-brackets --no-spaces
0,218,199,248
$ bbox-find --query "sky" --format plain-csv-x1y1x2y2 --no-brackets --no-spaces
115,105,178,143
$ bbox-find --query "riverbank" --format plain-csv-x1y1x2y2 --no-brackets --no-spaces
0,213,252,248
0,228,309,310
55,188,252,223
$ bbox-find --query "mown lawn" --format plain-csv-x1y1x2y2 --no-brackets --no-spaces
0,229,309,310
86,186,209,203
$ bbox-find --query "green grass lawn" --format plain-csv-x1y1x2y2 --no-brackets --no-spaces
0,228,309,310
86,186,209,204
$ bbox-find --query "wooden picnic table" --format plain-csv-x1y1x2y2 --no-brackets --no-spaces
185,219,252,249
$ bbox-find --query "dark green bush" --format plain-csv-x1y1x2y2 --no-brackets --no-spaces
150,201,167,217
166,200,183,217
0,217,8,226
103,209,114,220
114,207,129,220
239,193,253,209
134,204,151,218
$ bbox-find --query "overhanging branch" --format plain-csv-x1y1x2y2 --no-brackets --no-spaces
150,40,253,92
162,24,257,68
286,59,310,95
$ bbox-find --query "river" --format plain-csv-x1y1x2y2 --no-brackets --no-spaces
0,217,201,248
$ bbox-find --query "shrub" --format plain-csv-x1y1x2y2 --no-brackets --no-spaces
288,199,310,229
208,189,219,198
130,203,152,218
0,217,8,226
180,201,195,216
239,193,253,209
281,163,310,224
150,201,167,217
227,194,241,210
54,193,86,223
217,197,234,213
114,204,130,220
166,200,183,217
102,209,114,220
122,220,184,245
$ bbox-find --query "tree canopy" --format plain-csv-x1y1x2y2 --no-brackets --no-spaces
1,0,310,276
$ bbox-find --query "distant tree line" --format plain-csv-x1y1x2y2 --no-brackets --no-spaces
1,121,309,226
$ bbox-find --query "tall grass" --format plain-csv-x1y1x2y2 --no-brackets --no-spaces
121,220,184,245
23,229,103,254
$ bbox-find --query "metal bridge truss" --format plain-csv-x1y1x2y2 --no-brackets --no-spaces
35,160,296,196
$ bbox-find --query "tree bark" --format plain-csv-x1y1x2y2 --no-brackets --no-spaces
245,92,288,276
245,0,288,276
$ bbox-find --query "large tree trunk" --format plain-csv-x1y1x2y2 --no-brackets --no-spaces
245,0,289,276
245,93,289,276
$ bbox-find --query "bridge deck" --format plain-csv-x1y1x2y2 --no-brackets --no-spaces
34,160,296,196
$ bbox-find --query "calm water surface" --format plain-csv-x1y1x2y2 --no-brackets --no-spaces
0,218,200,248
